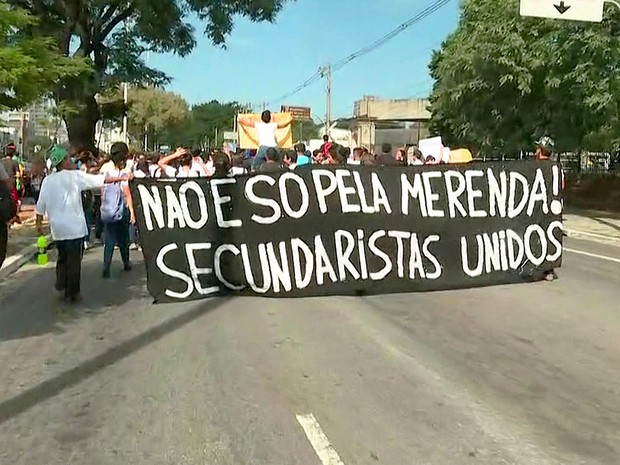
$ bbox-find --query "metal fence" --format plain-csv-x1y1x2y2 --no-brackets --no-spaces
475,151,619,173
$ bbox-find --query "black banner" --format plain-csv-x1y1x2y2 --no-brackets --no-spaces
130,161,564,303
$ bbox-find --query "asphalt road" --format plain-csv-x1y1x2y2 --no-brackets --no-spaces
0,237,618,465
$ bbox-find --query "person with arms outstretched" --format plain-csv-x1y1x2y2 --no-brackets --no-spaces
238,110,292,171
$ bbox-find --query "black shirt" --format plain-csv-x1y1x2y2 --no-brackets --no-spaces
259,162,284,173
375,154,400,166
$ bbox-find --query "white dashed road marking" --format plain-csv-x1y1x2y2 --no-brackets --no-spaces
296,414,345,465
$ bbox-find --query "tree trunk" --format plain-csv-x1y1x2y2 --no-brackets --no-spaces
62,94,100,152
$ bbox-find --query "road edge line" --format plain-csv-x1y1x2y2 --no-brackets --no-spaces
565,228,620,245
564,247,620,264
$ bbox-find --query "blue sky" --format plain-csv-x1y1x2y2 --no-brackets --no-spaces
149,0,460,119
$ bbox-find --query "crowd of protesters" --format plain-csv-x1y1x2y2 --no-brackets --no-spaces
0,105,562,301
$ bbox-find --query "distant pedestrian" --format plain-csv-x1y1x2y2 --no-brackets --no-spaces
348,147,363,166
407,147,425,166
29,160,45,203
535,136,554,161
158,147,203,178
320,135,333,157
0,160,18,270
295,143,312,166
35,146,131,303
259,147,284,173
360,152,375,166
230,153,248,176
284,150,298,170
375,143,400,166
210,151,232,178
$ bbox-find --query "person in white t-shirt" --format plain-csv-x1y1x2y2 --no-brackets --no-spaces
239,110,292,171
35,146,131,303
158,147,203,178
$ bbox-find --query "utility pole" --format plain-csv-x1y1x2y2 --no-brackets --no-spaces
19,112,28,157
324,63,332,137
122,82,128,144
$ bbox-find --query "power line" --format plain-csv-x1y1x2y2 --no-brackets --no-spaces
262,0,454,107
264,69,324,107
331,0,453,73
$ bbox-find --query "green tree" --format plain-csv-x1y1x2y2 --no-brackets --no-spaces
165,100,248,148
429,0,620,154
26,134,53,159
8,0,291,149
292,119,321,141
101,86,189,147
0,5,89,110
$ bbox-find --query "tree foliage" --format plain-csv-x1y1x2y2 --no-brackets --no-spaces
0,5,89,110
292,119,321,141
7,0,291,147
100,86,189,145
429,0,620,154
163,100,248,148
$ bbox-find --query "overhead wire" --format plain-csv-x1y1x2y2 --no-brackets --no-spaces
331,0,453,73
261,0,455,107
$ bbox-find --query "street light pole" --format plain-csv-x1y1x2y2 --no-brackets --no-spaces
325,63,331,137
122,82,128,144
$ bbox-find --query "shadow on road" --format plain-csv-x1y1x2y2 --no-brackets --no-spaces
0,253,149,342
0,296,230,425
588,215,620,234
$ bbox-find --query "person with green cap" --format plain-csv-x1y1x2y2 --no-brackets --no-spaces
35,146,133,303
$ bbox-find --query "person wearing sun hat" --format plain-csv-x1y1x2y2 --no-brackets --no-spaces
535,136,555,160
35,145,133,303
534,136,561,282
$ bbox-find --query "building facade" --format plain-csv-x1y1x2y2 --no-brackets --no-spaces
0,98,68,153
348,96,431,152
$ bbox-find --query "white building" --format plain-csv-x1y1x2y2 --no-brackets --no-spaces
0,98,68,149
95,121,124,153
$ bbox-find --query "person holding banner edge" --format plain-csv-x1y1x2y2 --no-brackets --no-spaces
535,136,560,282
238,110,292,171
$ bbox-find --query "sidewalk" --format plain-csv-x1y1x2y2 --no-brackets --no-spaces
0,207,49,280
564,209,620,245
5,206,42,256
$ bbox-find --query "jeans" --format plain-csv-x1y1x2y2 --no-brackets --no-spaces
56,238,84,299
103,209,130,273
252,146,280,171
0,221,7,270
84,208,94,243
94,195,103,240
129,223,139,245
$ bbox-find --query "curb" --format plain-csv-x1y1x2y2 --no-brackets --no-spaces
565,228,620,246
0,234,54,281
